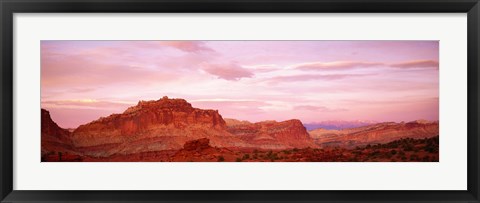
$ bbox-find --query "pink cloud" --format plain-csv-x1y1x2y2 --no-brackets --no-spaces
266,74,371,84
293,105,347,112
193,100,267,105
78,41,215,54
191,100,268,121
41,48,180,89
340,97,439,106
294,61,384,71
293,60,439,71
201,63,254,81
390,60,439,69
159,41,214,53
243,64,280,73
41,100,133,110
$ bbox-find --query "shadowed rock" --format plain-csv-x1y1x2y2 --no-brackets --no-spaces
183,138,212,151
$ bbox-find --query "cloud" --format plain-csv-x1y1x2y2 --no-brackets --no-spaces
106,41,215,53
293,105,347,112
41,48,181,89
191,99,267,107
201,63,254,81
243,64,280,73
266,74,371,84
390,60,439,69
41,99,134,110
294,61,384,71
190,99,267,118
292,60,439,72
69,88,97,93
339,97,439,106
159,41,214,53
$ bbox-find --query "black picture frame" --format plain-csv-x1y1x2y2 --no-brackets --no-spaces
1,0,479,202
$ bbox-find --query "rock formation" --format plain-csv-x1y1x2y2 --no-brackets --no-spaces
226,119,317,149
71,96,247,156
183,138,212,151
310,120,439,148
41,109,78,160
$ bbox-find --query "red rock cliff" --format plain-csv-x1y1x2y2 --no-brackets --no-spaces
311,120,439,148
226,119,317,149
71,96,237,156
41,109,74,155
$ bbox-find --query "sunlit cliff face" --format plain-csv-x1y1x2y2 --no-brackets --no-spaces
41,41,439,128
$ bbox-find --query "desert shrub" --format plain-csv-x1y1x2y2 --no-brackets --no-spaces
217,156,225,162
390,149,397,155
348,157,359,162
424,141,438,153
370,150,380,157
403,143,414,151
386,153,393,158
424,146,435,153
389,142,399,148
283,150,291,155
265,151,278,161
422,155,430,162
242,154,250,160
58,152,63,161
236,158,242,162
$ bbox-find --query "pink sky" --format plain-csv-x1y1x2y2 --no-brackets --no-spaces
41,41,439,128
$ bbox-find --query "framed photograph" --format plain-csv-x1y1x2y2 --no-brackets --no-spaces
1,0,479,202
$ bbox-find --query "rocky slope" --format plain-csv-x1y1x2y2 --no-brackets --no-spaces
226,119,317,149
41,109,77,158
310,120,439,148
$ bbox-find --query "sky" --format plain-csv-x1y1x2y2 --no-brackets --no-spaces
41,41,439,129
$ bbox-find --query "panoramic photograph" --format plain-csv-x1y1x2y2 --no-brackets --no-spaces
41,41,439,162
